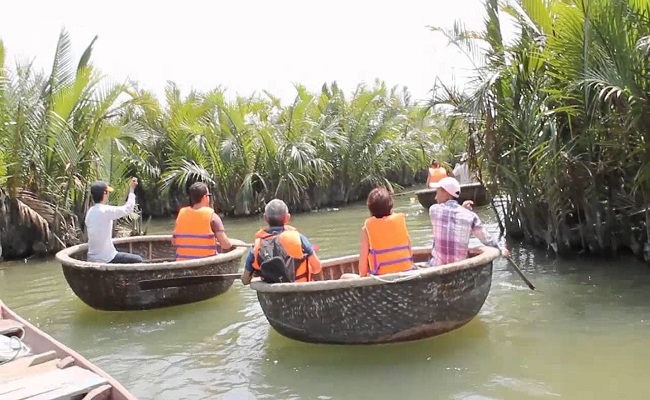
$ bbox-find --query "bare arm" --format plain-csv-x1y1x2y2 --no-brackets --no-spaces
241,249,255,285
216,231,232,251
359,227,370,277
211,214,232,250
241,270,253,285
308,252,322,278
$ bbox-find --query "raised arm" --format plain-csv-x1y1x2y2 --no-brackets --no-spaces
104,178,138,220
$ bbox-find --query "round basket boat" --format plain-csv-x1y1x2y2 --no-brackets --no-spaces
415,182,490,209
55,235,248,311
250,246,500,345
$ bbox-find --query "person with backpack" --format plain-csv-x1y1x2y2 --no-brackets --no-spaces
241,199,322,285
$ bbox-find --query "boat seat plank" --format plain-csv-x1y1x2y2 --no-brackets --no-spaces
56,356,75,369
0,319,24,336
81,384,112,400
0,365,107,400
0,351,58,374
0,359,61,381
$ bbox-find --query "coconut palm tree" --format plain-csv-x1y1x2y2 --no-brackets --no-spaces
0,29,139,258
430,0,650,260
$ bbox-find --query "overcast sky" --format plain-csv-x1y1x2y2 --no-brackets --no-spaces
0,0,488,104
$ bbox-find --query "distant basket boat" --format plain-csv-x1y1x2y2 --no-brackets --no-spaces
251,246,500,345
55,235,248,311
415,182,489,209
0,300,136,399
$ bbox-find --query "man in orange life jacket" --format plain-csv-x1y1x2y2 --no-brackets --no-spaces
426,159,448,188
172,182,233,261
241,199,322,285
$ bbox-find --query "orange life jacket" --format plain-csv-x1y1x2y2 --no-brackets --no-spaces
172,206,217,261
252,225,311,282
427,167,447,185
364,213,414,275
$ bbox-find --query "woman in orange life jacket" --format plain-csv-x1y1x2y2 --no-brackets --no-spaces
426,159,448,188
172,182,233,261
341,188,415,279
240,199,323,285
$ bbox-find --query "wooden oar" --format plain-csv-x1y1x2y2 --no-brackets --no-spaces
505,256,537,291
138,273,242,290
392,189,420,197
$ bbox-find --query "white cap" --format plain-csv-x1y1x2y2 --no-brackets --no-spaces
431,177,461,198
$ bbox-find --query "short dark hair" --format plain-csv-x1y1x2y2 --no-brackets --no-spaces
90,181,109,203
189,182,209,205
367,188,393,218
430,158,438,166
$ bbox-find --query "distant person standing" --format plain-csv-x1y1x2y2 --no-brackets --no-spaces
452,154,472,185
426,159,448,187
428,177,509,266
85,178,143,263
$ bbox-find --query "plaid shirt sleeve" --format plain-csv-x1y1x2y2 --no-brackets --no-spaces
471,214,503,252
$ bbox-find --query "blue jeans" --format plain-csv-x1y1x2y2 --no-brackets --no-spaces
109,252,143,264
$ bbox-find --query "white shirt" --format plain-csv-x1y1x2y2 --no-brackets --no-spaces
85,192,136,262
453,163,471,185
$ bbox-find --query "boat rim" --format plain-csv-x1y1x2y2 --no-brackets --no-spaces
414,182,485,195
250,245,500,293
54,235,248,271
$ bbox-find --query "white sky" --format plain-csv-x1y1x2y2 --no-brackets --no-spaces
0,0,488,104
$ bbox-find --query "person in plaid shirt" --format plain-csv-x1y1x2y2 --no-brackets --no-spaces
428,177,510,266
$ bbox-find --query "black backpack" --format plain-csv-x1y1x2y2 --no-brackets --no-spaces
256,233,308,283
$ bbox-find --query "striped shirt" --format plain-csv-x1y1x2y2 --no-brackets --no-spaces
428,200,503,266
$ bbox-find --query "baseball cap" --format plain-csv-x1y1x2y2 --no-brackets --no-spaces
90,181,114,199
431,177,461,198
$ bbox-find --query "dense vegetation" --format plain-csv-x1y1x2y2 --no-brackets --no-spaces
0,31,450,259
431,0,650,261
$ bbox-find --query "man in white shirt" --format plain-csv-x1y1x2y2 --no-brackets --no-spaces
85,178,143,263
452,154,473,185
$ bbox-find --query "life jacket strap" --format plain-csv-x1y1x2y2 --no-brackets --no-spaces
173,233,216,239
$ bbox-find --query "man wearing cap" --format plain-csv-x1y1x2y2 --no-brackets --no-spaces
241,199,322,285
85,177,143,263
428,177,509,266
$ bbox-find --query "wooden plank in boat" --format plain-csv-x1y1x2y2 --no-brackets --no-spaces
81,384,112,400
0,351,58,375
56,356,75,369
0,359,60,381
0,319,24,336
0,365,107,400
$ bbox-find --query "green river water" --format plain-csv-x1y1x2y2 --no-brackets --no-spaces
1,196,649,399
